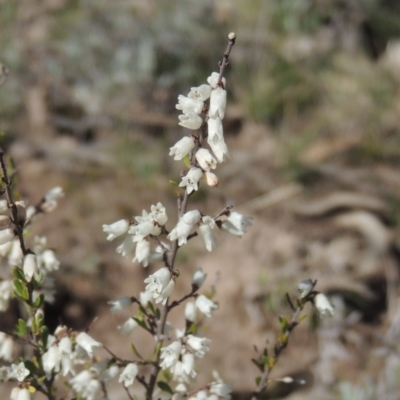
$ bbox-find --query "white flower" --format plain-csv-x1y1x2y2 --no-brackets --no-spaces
160,341,182,369
23,254,38,282
297,279,314,299
221,211,253,238
116,236,136,258
0,199,8,213
167,219,192,246
0,333,13,361
40,249,60,272
169,137,196,160
108,296,132,314
195,148,217,171
207,117,229,163
70,370,100,400
207,72,226,89
148,244,168,263
0,228,14,246
315,293,334,316
185,335,211,358
155,279,175,304
119,363,138,387
0,280,13,312
179,167,203,194
140,290,153,307
42,345,61,375
172,353,197,382
210,381,232,399
176,95,204,114
8,239,22,267
10,362,30,382
209,87,226,119
198,216,217,252
144,267,172,299
10,387,31,400
182,210,201,225
150,202,168,225
204,171,219,187
185,301,197,322
188,84,212,101
103,219,129,241
130,220,156,242
133,239,151,267
195,295,218,317
178,111,203,130
58,336,74,376
118,318,138,335
192,268,207,289
45,186,64,201
75,332,102,357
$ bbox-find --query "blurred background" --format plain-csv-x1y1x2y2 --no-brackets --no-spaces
2,0,400,399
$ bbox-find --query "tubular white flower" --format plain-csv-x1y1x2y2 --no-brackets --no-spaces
45,186,64,201
40,249,60,272
148,244,168,263
150,202,168,225
108,296,133,314
10,362,30,382
176,95,204,114
195,295,218,317
195,148,217,171
210,380,232,399
0,280,13,312
297,279,314,299
182,210,202,225
172,353,197,382
42,345,61,375
0,332,13,361
70,370,100,400
185,301,197,322
168,220,191,246
11,387,31,400
198,216,217,252
75,332,102,357
116,236,136,258
192,268,207,289
23,254,38,282
208,118,230,163
133,239,151,267
169,136,196,160
154,278,175,304
160,340,182,369
179,167,203,194
140,290,153,307
185,335,211,358
209,87,227,119
103,220,129,241
118,363,138,387
58,336,74,376
315,293,334,316
0,199,8,213
118,318,139,335
144,267,171,298
8,239,22,267
178,111,203,130
188,84,212,101
131,220,158,242
204,171,219,187
207,72,226,89
0,228,14,246
221,211,253,238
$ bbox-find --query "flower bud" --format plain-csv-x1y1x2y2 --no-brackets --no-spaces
23,254,38,281
204,171,219,187
192,268,207,289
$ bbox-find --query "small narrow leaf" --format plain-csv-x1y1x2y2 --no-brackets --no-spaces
13,279,28,300
130,342,144,360
33,294,44,309
251,358,264,372
132,317,147,330
255,376,261,386
157,381,174,395
17,319,27,336
12,267,26,282
279,315,289,333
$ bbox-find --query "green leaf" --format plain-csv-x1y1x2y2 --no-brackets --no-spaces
261,355,270,367
147,301,156,316
33,294,44,309
12,267,26,282
17,319,27,337
182,155,190,168
13,278,28,300
132,317,147,330
24,360,37,375
130,342,144,360
255,376,261,386
251,358,264,372
279,315,289,333
40,326,49,348
157,381,174,395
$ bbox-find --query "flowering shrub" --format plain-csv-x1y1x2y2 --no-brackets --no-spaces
0,33,334,400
